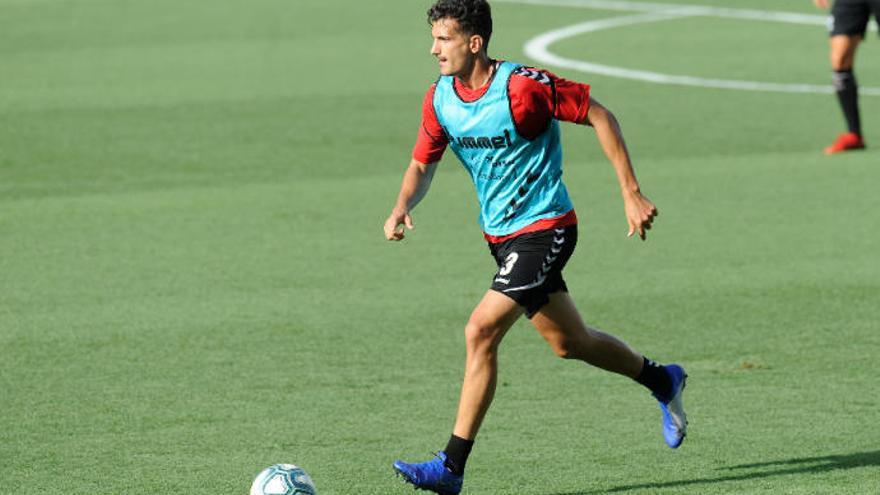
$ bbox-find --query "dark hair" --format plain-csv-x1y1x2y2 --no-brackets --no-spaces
427,0,493,50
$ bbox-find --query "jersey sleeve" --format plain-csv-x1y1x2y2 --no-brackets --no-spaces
508,67,591,140
412,84,448,164
554,73,591,124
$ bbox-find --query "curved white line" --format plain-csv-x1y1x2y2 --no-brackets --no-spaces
504,0,880,95
499,0,837,24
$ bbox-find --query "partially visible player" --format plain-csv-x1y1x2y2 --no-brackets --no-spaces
383,1,687,494
814,0,878,154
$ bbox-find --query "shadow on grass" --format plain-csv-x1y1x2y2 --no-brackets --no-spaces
548,450,880,495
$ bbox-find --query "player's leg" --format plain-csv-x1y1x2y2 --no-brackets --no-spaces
825,0,868,153
452,289,523,442
393,290,521,494
530,292,688,448
530,291,642,377
830,34,864,143
830,33,860,71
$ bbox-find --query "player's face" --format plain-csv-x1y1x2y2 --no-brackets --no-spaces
430,18,477,77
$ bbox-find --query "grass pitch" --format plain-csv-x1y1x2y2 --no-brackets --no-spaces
1,0,879,493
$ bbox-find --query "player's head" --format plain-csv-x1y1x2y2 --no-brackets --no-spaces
427,0,493,76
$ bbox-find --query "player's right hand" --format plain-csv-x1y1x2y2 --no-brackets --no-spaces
383,209,415,241
813,0,829,9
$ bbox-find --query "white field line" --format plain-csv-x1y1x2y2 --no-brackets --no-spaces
497,0,880,95
497,0,831,24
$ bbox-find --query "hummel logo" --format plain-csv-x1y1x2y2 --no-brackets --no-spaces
514,67,552,86
503,273,546,292
550,246,562,254
449,129,513,150
553,238,564,245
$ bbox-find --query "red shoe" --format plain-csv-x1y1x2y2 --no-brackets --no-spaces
824,132,865,155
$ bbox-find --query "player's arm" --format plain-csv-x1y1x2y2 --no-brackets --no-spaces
511,69,656,239
813,0,829,9
585,97,658,240
383,159,438,241
385,84,447,241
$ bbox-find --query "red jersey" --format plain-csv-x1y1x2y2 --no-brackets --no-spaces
413,63,591,242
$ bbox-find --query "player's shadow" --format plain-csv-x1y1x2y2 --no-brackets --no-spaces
547,450,880,494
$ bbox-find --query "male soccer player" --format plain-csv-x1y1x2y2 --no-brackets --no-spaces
814,0,878,154
384,1,687,493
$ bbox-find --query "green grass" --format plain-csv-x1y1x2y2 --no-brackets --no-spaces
2,0,879,493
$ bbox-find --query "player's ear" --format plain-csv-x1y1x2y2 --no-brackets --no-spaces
469,34,484,54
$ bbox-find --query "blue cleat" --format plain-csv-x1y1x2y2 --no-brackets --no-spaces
393,451,463,495
655,364,688,448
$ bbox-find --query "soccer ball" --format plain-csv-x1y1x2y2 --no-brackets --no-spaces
250,464,317,495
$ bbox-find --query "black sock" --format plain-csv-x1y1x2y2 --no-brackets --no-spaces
833,69,861,135
635,357,672,401
443,435,474,476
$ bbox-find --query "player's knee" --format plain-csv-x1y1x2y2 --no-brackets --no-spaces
464,320,502,352
550,337,578,360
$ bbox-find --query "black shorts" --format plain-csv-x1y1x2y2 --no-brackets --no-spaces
830,0,880,37
488,225,577,318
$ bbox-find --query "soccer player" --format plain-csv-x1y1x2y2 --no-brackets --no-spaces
814,0,877,154
384,1,687,493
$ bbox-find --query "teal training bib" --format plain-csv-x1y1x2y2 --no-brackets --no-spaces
433,61,573,236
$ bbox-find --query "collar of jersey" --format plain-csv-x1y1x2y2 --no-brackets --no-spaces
452,60,503,103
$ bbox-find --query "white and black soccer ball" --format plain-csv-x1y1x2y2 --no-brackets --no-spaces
250,464,317,495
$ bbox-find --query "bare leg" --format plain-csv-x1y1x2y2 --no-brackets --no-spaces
452,290,522,440
529,291,688,449
830,34,861,71
530,291,643,378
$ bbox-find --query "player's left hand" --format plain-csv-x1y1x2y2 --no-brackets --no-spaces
623,191,658,241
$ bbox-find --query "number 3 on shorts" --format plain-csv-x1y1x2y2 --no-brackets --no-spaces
499,252,519,276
